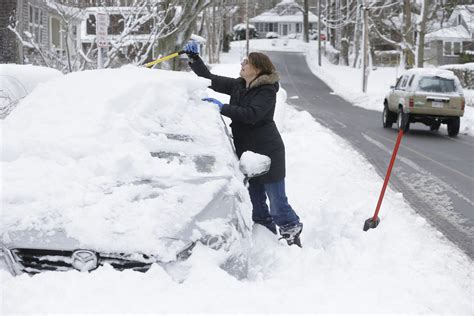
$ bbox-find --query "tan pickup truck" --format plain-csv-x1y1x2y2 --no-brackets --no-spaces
383,68,465,137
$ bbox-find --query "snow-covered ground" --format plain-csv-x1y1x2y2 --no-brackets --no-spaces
1,41,472,314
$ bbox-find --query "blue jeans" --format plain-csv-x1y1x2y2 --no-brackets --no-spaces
248,179,300,232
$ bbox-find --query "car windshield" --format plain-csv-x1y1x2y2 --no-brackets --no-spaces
418,76,457,93
148,133,217,174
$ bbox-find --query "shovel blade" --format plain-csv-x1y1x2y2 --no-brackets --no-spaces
363,216,380,231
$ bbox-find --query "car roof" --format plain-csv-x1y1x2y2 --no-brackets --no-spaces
401,68,457,80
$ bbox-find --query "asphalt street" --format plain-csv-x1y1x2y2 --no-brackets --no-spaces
267,51,474,259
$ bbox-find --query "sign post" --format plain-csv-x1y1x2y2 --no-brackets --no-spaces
96,12,108,69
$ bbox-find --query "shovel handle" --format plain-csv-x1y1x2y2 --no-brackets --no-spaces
372,128,404,220
144,50,185,68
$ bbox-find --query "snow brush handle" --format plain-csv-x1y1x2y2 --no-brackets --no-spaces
144,50,185,68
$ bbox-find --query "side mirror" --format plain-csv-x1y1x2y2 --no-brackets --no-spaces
390,85,395,90
239,151,271,178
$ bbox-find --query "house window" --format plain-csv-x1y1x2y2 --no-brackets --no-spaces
108,14,125,35
28,4,44,44
453,42,461,55
296,23,301,33
395,76,403,89
444,41,462,56
408,75,415,87
51,17,61,48
400,75,408,88
86,14,96,35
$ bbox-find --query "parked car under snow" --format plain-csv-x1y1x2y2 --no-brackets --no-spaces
0,67,263,279
0,64,62,119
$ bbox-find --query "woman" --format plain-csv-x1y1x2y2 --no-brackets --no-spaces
184,41,303,247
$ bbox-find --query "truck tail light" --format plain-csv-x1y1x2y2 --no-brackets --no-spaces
461,98,465,111
409,97,414,108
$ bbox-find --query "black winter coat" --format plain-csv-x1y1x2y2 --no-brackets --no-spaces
189,57,285,183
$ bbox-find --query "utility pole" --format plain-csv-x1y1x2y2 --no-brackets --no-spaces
361,2,369,93
246,0,249,56
303,0,309,43
318,0,321,66
211,2,216,63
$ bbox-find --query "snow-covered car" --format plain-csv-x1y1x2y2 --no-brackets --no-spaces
0,64,62,119
383,68,465,136
0,67,257,279
265,32,279,39
309,30,326,41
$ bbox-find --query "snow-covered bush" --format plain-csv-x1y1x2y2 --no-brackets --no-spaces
440,63,474,89
265,32,279,39
232,23,257,40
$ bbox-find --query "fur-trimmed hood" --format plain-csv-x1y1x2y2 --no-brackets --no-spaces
248,72,280,89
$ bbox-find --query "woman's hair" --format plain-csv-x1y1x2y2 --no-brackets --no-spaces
248,52,276,76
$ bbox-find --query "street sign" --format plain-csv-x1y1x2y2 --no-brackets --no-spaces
96,12,108,48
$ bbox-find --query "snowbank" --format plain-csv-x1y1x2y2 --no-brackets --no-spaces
0,64,63,118
0,64,63,93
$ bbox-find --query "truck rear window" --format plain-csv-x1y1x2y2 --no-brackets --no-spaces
418,76,457,93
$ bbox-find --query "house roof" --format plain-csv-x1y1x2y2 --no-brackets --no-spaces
426,24,471,41
426,5,473,41
448,5,474,34
250,0,318,24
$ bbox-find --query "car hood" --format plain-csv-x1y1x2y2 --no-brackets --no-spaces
1,177,232,257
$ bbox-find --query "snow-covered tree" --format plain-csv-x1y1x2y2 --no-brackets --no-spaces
8,1,85,72
102,0,210,68
368,0,416,69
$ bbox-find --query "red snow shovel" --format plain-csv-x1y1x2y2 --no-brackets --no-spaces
363,120,406,231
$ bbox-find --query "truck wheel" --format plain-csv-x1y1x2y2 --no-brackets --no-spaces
397,107,410,133
382,103,395,128
447,117,460,137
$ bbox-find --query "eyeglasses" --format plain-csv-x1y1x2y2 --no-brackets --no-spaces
241,58,249,66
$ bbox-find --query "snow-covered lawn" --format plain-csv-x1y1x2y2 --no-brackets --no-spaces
1,41,472,314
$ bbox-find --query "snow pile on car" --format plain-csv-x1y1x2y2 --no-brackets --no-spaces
1,66,241,254
0,64,63,118
0,64,63,93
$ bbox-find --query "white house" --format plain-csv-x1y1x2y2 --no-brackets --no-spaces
249,0,319,38
425,5,474,65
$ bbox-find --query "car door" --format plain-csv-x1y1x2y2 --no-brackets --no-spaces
388,76,403,111
396,75,410,110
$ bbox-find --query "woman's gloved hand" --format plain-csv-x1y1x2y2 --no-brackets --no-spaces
184,40,199,59
202,98,223,111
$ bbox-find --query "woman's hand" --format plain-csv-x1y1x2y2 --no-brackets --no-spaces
202,98,223,111
184,40,199,59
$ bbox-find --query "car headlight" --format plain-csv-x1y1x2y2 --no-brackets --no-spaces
0,246,23,276
158,237,196,262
